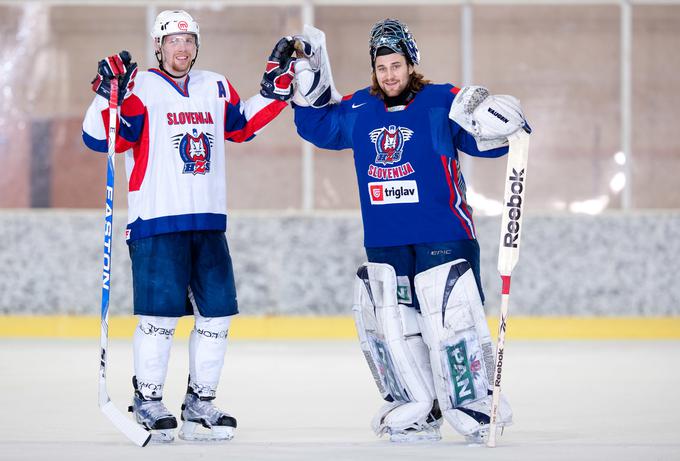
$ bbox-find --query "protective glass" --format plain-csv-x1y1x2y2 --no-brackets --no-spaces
164,35,197,48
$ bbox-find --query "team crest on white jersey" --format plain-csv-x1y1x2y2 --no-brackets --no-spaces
369,125,414,165
172,130,215,175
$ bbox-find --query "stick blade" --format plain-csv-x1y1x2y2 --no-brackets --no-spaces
101,400,151,447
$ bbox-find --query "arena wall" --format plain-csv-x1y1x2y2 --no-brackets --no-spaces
1,210,678,317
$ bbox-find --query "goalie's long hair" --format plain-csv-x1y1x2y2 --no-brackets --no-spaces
370,70,430,99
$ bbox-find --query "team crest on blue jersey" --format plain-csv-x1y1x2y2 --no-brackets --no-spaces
172,130,215,175
369,125,414,165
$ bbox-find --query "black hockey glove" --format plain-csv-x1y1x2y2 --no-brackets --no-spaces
260,37,297,101
91,50,138,106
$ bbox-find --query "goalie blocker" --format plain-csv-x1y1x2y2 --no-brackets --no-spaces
353,260,512,443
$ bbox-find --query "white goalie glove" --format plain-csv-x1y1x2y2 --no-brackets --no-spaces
449,85,529,151
291,25,342,108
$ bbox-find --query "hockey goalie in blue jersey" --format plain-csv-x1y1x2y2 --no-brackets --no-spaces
82,10,299,443
292,19,530,443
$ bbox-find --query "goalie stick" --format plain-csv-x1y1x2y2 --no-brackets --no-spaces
487,127,530,448
98,79,151,447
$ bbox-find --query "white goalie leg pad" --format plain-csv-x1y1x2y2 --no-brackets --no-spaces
353,263,440,440
133,315,178,399
189,313,231,398
415,260,512,438
292,25,342,108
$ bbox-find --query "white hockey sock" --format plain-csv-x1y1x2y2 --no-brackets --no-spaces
133,315,178,400
188,314,231,398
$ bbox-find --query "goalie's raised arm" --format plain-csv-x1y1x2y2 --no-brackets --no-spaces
449,85,530,151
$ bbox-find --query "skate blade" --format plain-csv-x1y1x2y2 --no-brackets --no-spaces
149,429,175,444
178,421,234,442
389,430,441,443
465,425,507,445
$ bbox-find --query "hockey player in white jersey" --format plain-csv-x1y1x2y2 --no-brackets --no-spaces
83,10,298,443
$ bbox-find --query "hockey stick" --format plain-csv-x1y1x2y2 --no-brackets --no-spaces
487,127,530,448
99,79,151,447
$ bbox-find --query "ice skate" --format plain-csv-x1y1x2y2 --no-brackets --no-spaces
178,388,237,442
463,424,508,444
385,404,442,443
372,401,443,443
445,395,513,445
387,425,442,443
128,393,177,443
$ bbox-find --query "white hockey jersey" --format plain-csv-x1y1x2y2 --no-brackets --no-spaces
82,68,286,242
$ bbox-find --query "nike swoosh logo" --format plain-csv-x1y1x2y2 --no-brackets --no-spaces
352,103,367,109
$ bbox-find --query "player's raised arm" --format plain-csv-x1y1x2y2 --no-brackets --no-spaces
222,37,298,143
82,51,143,153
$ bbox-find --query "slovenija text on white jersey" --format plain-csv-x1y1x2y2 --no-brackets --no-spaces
83,68,286,241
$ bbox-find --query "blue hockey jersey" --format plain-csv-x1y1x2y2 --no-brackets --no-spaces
293,83,508,248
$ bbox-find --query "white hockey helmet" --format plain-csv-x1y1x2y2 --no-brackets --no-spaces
151,10,200,50
369,18,420,67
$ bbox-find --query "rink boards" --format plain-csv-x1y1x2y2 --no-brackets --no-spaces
1,315,679,339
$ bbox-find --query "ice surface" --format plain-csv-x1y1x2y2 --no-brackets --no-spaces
0,339,678,461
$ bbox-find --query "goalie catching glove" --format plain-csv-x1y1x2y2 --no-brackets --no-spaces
449,85,529,151
260,37,297,101
291,25,342,108
91,50,137,106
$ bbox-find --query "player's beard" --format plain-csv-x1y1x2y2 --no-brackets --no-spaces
379,77,408,97
162,51,195,77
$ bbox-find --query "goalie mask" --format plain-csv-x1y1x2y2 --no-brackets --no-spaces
369,18,420,67
151,10,200,72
